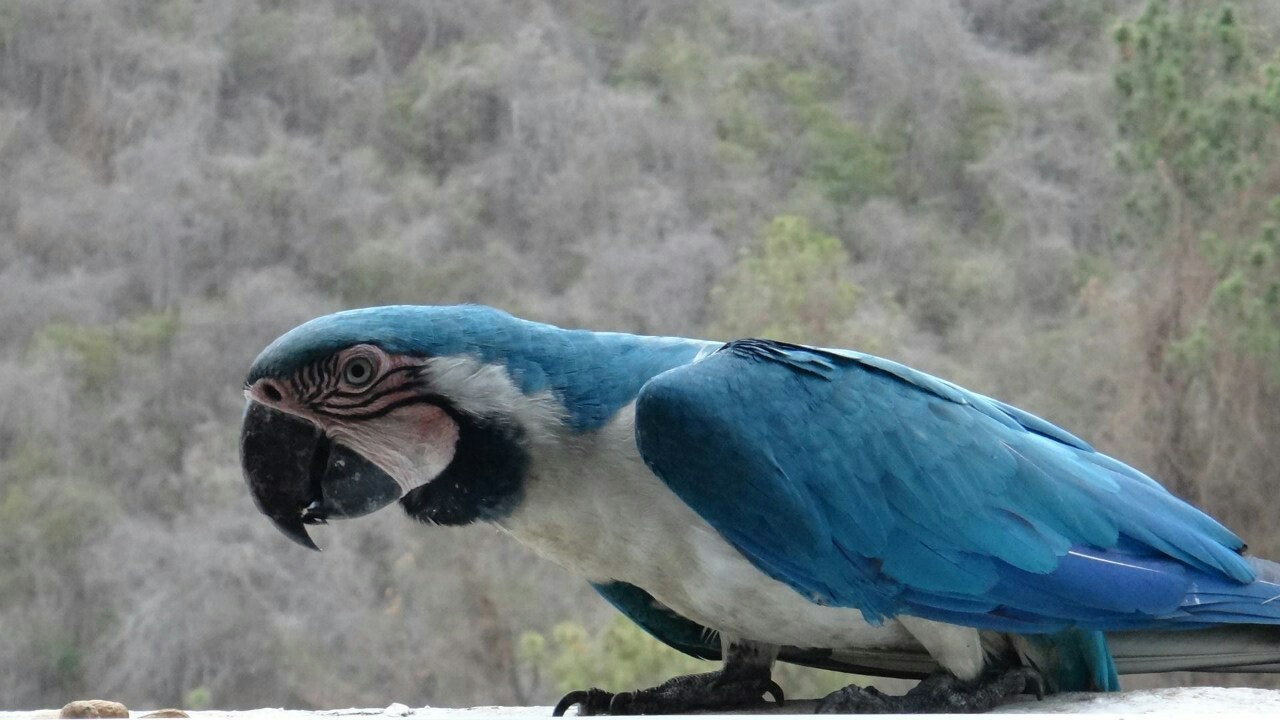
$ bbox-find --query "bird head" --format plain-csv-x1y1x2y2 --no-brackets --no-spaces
240,305,537,550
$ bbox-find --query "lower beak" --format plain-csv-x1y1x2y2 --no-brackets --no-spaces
240,401,402,550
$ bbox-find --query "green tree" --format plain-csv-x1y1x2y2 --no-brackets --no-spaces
1114,0,1280,376
1113,2,1265,219
713,61,892,209
1112,0,1280,506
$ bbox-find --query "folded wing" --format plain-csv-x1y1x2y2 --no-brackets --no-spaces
633,339,1277,634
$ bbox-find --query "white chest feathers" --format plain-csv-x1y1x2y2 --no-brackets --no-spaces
496,404,916,654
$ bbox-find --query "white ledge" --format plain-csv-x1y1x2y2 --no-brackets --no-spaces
9,688,1280,719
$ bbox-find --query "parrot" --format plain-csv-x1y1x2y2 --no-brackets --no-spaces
239,305,1280,715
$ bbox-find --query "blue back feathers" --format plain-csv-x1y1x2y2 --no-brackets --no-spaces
634,339,1280,689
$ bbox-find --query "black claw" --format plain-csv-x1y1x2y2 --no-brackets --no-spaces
552,691,585,717
553,688,614,717
764,680,785,705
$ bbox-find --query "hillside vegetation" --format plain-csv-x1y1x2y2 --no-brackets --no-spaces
2,0,1279,710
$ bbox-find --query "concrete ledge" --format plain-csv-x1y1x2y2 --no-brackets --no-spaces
8,687,1280,719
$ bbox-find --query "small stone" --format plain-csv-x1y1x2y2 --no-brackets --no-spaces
383,702,411,716
141,711,190,718
59,700,129,718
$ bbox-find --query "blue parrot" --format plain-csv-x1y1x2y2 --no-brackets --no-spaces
240,305,1280,715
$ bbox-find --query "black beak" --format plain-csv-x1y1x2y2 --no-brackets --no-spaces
240,401,402,550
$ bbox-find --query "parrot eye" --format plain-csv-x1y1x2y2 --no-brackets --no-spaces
342,357,376,387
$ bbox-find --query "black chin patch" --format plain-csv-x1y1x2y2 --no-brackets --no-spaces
399,404,529,526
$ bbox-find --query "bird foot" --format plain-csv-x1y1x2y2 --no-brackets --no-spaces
815,667,1043,714
552,668,783,716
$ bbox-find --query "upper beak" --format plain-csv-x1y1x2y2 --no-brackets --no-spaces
240,401,402,550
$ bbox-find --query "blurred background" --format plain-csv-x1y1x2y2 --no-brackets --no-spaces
2,0,1279,711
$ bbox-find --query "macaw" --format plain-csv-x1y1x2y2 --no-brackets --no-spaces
240,305,1280,715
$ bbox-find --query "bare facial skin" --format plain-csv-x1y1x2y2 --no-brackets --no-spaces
246,346,460,496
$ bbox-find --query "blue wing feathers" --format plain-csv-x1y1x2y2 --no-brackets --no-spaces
635,339,1277,641
983,396,1094,451
591,581,720,661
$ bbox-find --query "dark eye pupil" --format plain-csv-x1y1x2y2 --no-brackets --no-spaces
347,360,371,383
